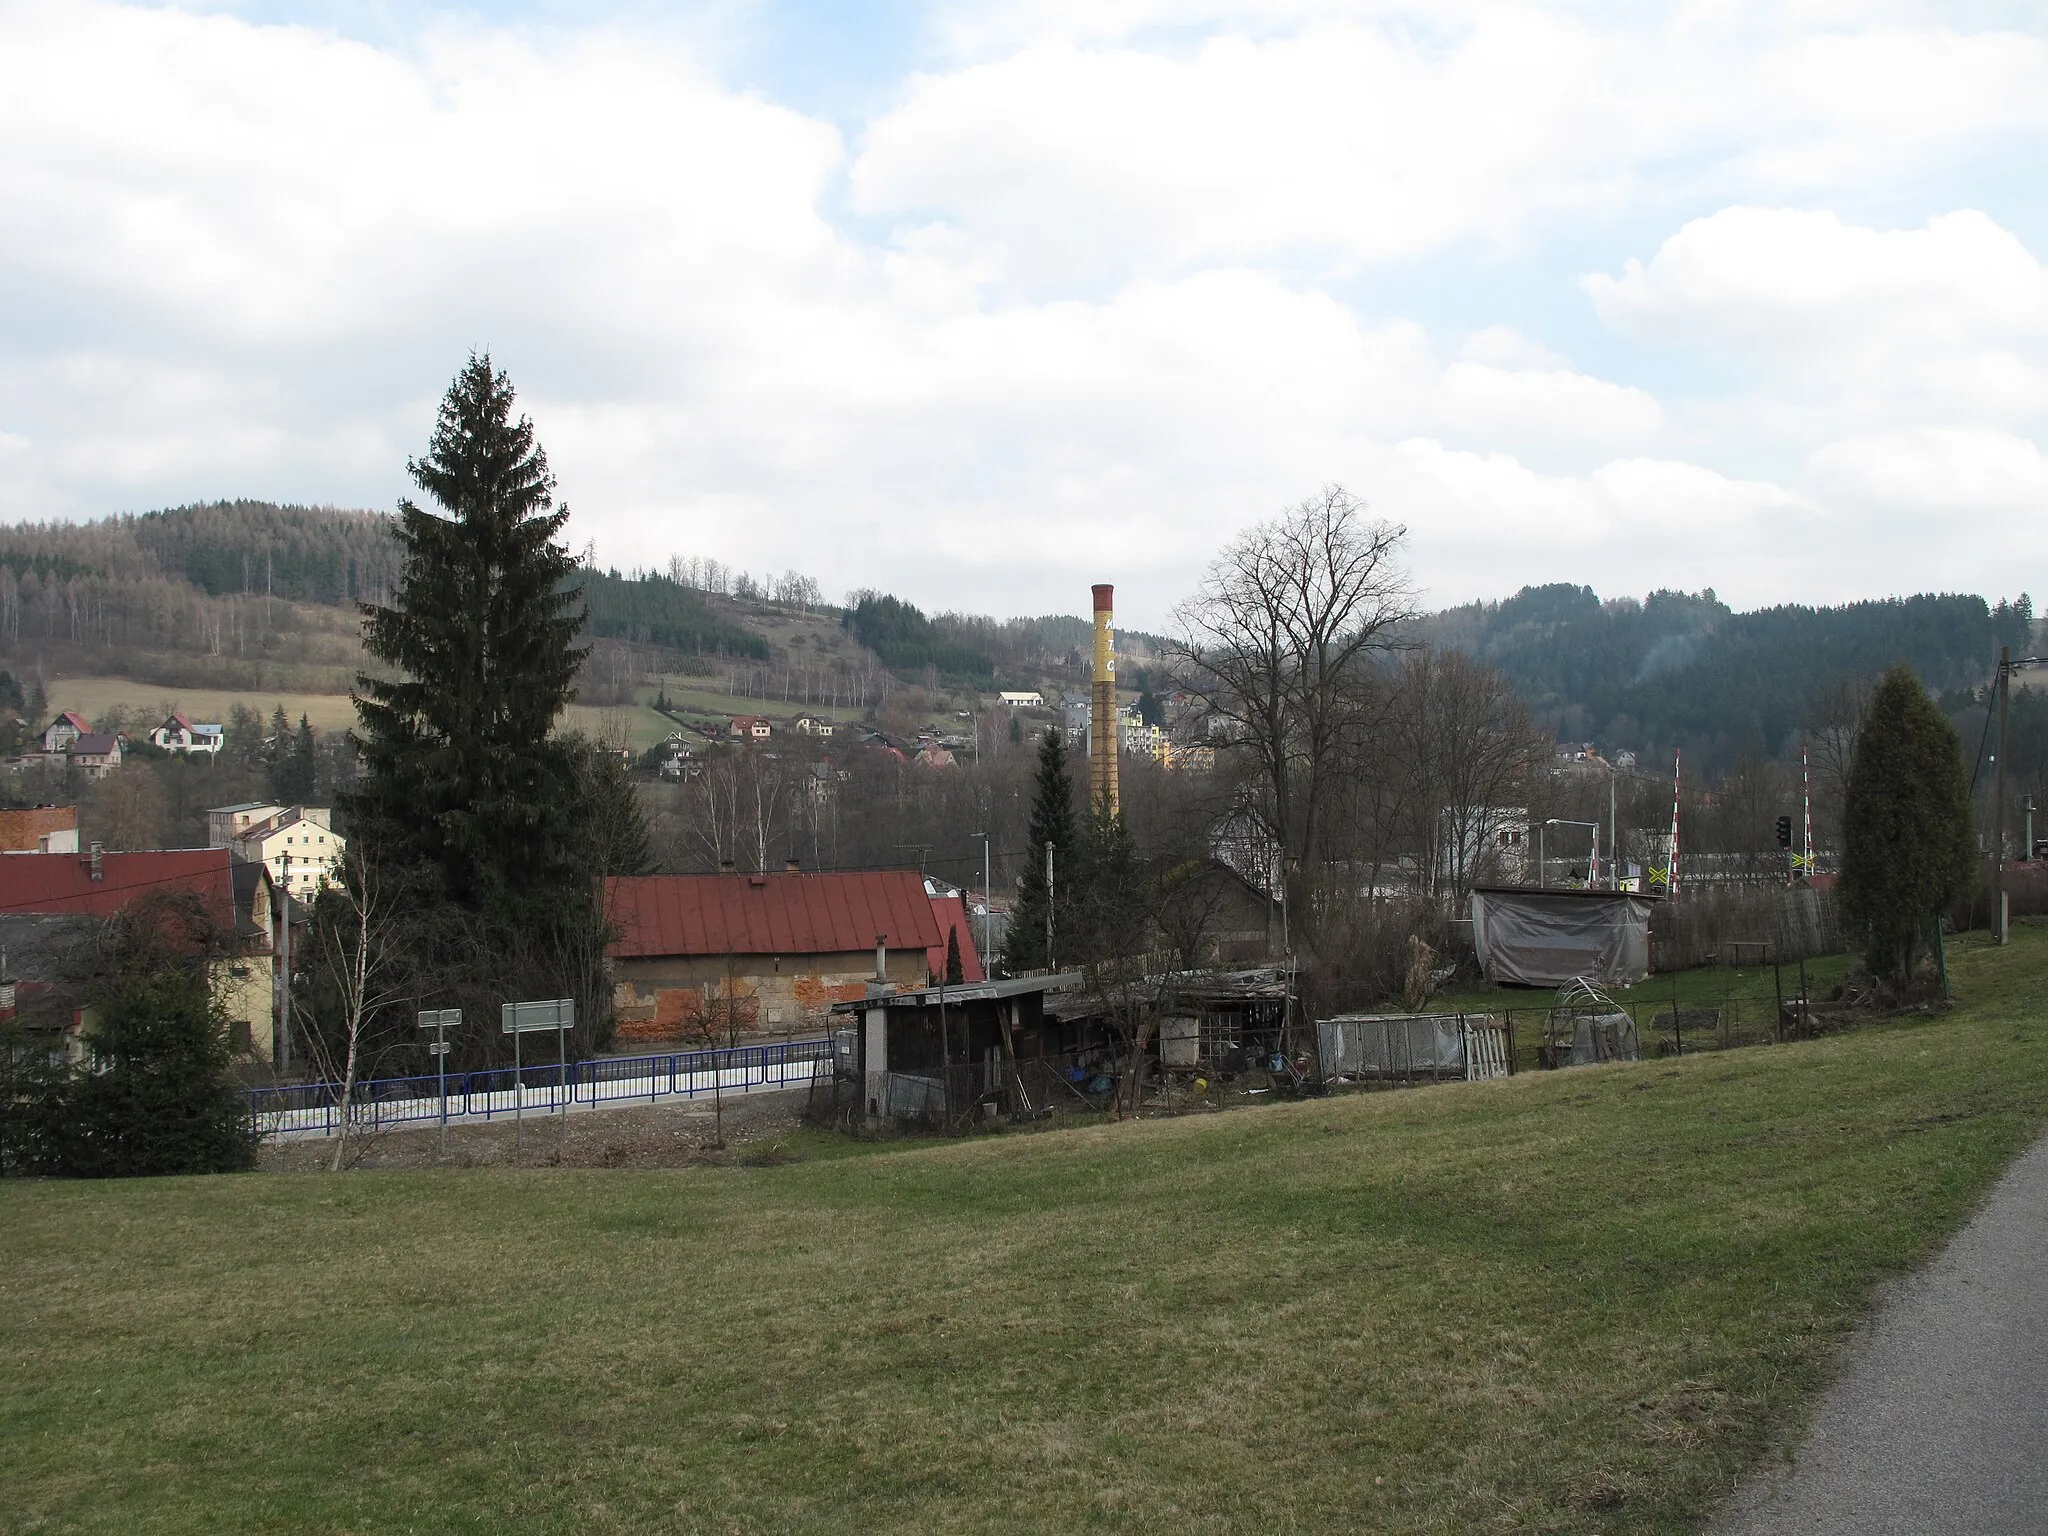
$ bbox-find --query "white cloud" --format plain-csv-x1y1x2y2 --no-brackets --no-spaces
1585,207,2048,353
853,8,2048,289
1805,427,2048,514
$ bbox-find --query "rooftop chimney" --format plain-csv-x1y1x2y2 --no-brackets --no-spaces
719,857,735,874
785,858,801,872
874,933,888,983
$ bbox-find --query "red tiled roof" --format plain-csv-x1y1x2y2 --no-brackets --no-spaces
0,807,78,852
605,871,945,959
0,849,236,920
925,895,986,983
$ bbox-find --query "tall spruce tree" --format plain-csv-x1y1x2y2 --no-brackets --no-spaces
1003,726,1077,973
344,355,588,916
1069,805,1147,968
1840,664,1976,985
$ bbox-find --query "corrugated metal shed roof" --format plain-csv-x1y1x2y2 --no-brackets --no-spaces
605,871,946,959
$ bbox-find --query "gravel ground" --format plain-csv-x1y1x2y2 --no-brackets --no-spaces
258,1088,811,1173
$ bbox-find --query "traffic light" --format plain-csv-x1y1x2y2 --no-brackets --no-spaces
1776,815,1793,848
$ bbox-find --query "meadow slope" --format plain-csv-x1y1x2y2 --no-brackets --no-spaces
4,930,2047,1534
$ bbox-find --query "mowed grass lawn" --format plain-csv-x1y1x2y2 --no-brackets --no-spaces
7,933,2048,1534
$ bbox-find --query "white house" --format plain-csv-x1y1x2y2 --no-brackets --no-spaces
40,712,90,754
231,806,343,901
148,714,225,755
996,691,1044,708
791,714,835,737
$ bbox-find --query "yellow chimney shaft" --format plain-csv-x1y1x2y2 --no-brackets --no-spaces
1090,583,1119,818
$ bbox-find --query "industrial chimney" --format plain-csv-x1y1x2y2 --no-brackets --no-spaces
1090,583,1119,818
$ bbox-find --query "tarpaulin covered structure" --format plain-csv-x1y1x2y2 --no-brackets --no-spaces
1468,886,1658,987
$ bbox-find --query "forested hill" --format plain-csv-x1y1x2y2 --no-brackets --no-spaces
1428,584,2034,769
0,502,764,662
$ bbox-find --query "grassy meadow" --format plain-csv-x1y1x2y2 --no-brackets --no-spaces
45,678,363,735
5,929,2048,1533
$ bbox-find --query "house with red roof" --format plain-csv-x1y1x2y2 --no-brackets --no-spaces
39,712,91,754
148,713,225,755
605,869,943,1043
0,848,278,1058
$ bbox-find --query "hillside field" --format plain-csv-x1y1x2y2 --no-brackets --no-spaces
5,932,2047,1533
45,677,363,735
42,679,851,754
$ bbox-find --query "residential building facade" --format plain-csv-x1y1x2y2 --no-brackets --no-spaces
148,714,225,754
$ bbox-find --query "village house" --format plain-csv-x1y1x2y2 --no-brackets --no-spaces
39,712,91,754
230,807,343,901
147,713,225,755
790,714,835,737
66,733,122,780
729,715,774,742
0,805,79,854
995,691,1044,708
605,869,944,1044
0,846,278,1058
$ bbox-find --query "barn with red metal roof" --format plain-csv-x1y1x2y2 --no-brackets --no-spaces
605,870,945,1044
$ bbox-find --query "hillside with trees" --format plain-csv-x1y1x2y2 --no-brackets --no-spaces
1426,584,2031,773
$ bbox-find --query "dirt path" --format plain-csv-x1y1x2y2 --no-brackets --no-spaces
1712,1131,2048,1535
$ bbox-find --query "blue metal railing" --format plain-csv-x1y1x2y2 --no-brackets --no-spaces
250,1038,834,1139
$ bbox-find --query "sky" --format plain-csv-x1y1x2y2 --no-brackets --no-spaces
2,1,2046,631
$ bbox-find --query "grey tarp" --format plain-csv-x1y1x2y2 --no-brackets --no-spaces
1468,888,1654,986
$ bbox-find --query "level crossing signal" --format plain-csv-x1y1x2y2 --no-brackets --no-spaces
1775,815,1793,849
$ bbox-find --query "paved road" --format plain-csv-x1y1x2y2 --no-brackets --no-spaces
1713,1132,2048,1535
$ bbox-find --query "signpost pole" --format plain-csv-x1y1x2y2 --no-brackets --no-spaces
558,1002,569,1154
501,1000,575,1156
418,1009,460,1159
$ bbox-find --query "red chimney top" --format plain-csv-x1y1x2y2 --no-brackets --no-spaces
1091,583,1114,613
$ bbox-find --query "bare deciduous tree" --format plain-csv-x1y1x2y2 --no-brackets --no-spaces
301,850,412,1171
85,763,167,851
1169,486,1414,925
1388,650,1550,902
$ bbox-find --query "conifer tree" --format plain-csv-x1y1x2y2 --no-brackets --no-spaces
1002,727,1077,973
945,926,965,984
291,714,318,802
4,893,257,1177
344,355,588,916
1069,804,1147,967
1841,664,1976,985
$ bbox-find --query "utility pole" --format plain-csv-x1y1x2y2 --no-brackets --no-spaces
1608,774,1617,889
1044,840,1055,973
1996,645,2010,944
976,831,992,972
